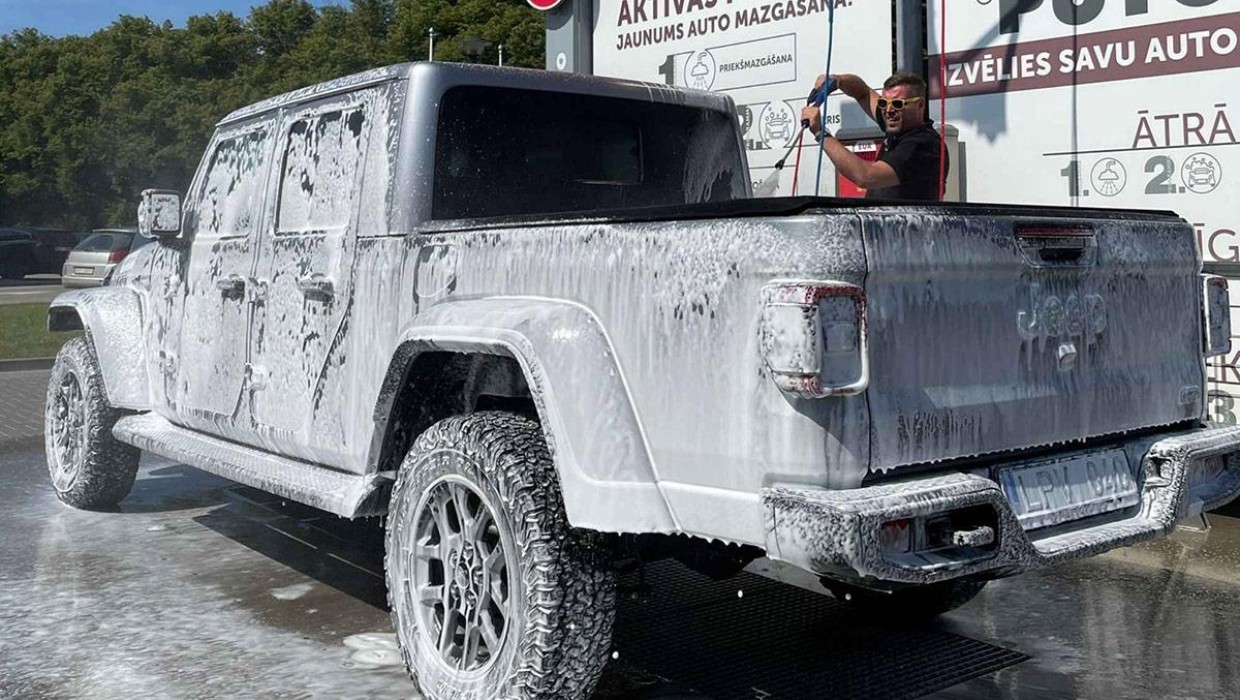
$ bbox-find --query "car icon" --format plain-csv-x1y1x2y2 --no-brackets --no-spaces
1188,161,1217,187
764,111,792,142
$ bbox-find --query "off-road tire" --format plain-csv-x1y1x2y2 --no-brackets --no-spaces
385,412,616,700
44,335,140,509
822,577,987,618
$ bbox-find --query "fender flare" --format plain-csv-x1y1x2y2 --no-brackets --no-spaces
48,287,150,411
372,296,678,535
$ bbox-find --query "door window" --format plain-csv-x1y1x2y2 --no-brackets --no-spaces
192,128,271,240
276,108,368,235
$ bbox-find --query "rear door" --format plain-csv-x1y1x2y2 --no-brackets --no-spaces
860,210,1204,471
247,90,375,466
174,118,276,437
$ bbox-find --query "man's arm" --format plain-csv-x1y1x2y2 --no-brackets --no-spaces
818,73,880,124
799,105,900,190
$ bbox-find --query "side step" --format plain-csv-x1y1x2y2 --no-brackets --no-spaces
113,413,389,518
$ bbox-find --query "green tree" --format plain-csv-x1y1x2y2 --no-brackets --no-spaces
0,0,547,230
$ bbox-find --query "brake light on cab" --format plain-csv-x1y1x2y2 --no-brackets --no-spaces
107,247,130,264
1203,274,1231,357
759,281,869,398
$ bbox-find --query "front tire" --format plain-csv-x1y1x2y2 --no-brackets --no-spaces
44,335,140,509
385,412,615,700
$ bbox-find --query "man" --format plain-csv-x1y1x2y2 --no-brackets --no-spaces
800,71,947,201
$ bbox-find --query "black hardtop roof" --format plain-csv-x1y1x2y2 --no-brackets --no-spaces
217,62,737,128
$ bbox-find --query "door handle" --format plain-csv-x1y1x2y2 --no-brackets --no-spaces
215,274,246,297
297,274,335,301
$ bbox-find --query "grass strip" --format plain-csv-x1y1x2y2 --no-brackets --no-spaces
0,303,78,360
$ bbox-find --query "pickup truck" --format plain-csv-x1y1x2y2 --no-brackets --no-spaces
43,62,1240,700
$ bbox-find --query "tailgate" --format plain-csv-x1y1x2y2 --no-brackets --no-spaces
861,210,1204,472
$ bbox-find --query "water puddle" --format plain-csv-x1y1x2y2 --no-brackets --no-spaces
342,632,404,671
270,582,314,600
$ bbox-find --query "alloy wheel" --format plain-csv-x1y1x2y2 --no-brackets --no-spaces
50,370,86,490
405,477,515,672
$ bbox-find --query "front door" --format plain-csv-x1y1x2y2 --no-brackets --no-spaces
175,118,275,438
248,92,374,466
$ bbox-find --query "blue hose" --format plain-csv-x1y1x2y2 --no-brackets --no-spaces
813,0,836,197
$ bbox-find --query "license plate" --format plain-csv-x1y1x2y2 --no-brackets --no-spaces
74,267,93,275
999,449,1138,530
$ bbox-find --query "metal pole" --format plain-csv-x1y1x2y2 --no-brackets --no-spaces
498,44,504,66
428,27,436,61
894,0,923,74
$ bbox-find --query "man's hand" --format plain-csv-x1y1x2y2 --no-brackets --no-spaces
800,104,822,135
813,74,840,94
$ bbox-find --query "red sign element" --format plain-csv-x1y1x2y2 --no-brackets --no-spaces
929,13,1240,99
836,139,883,199
527,0,564,10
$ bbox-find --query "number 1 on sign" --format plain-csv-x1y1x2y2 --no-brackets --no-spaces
658,55,676,85
1061,159,1082,198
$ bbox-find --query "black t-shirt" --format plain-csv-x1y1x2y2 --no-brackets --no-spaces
865,121,948,201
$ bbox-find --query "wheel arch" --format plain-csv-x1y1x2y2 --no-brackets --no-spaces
47,288,150,411
369,297,677,535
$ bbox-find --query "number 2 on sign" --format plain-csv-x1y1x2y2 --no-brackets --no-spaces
1145,155,1176,195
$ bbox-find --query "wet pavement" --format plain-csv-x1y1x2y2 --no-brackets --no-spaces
2,367,1239,699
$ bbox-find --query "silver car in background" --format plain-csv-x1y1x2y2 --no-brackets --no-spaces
61,228,147,288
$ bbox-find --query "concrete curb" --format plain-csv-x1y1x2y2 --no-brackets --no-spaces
0,358,54,373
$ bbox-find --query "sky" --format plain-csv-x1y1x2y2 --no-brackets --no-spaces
0,1,338,38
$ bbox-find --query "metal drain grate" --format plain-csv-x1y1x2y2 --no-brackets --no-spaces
615,561,1028,700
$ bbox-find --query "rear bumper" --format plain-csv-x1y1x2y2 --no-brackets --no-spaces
61,262,115,287
762,424,1240,585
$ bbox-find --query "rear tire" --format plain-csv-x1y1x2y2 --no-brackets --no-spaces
821,577,987,618
385,412,615,700
44,335,140,509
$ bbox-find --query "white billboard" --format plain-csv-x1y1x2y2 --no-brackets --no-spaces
592,0,894,196
928,0,1240,422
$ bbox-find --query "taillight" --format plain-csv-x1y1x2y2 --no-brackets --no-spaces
107,247,129,263
759,280,868,398
1203,274,1231,357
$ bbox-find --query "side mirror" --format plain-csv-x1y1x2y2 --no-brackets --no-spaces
138,189,182,239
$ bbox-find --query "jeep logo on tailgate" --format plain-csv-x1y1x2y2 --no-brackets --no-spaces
1017,284,1107,344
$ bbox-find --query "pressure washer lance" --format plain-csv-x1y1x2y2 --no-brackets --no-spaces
754,85,827,197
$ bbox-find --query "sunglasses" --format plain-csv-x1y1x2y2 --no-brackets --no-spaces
877,96,923,111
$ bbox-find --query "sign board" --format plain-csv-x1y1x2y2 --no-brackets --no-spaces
528,0,565,10
928,0,1240,422
591,0,894,196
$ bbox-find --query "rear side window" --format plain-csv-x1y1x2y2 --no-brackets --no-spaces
276,108,368,234
192,128,271,239
77,233,129,252
432,86,746,220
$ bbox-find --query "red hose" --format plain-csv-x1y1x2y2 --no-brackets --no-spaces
791,128,806,196
939,0,948,201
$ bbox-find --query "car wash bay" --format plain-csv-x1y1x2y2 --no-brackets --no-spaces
2,368,1238,700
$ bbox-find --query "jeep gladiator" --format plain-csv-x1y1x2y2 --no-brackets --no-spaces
43,62,1240,699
